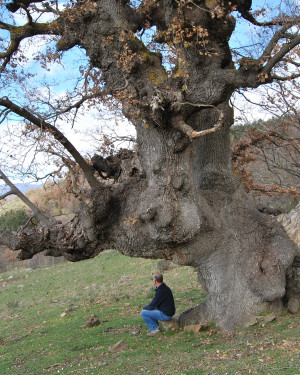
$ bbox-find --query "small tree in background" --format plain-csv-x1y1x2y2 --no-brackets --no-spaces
232,114,300,202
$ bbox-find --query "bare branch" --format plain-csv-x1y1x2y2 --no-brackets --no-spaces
46,91,104,120
281,58,300,67
31,2,59,15
0,97,101,190
240,12,281,27
271,72,300,81
0,108,10,124
0,190,15,200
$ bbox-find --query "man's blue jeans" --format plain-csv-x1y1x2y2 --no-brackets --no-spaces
141,308,172,331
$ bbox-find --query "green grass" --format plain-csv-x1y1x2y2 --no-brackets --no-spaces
0,250,299,375
0,209,32,231
0,198,28,215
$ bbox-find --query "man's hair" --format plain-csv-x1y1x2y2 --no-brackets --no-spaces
153,273,163,283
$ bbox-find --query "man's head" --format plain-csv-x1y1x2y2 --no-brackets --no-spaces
153,272,163,286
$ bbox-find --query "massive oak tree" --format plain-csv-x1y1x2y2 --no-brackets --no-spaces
0,0,299,331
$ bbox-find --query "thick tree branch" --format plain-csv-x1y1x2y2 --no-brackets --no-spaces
5,0,44,13
262,34,300,76
0,20,59,73
260,25,293,65
0,97,101,190
233,16,300,89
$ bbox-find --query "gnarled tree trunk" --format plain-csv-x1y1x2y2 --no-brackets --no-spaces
1,0,299,332
110,104,297,331
4,100,298,332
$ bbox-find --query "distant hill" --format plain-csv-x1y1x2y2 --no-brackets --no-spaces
0,179,80,219
0,183,42,194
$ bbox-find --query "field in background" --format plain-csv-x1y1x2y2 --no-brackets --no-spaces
0,181,77,271
0,250,299,375
0,181,79,218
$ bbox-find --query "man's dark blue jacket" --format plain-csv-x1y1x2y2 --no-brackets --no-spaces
143,283,175,317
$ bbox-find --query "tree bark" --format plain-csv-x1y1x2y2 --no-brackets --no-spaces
112,104,298,331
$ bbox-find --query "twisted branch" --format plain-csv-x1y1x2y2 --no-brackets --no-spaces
171,105,224,139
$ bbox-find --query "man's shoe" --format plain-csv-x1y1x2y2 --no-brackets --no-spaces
147,328,160,337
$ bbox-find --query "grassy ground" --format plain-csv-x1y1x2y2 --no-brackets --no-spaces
0,250,299,375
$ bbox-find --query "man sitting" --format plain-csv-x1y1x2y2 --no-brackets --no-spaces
141,272,176,336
